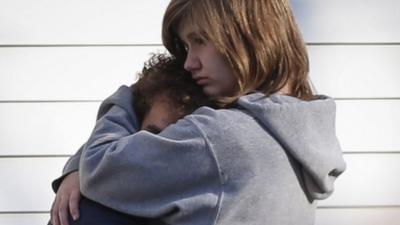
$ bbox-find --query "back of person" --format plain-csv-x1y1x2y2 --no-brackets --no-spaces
185,93,344,225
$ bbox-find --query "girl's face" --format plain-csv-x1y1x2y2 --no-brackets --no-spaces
178,23,237,97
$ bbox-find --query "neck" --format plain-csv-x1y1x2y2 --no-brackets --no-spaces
276,83,291,95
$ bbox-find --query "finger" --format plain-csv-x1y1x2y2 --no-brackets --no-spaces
51,197,60,225
58,196,70,225
50,199,55,224
68,191,81,220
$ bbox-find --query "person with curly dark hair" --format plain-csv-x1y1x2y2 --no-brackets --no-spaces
133,53,211,133
47,53,211,225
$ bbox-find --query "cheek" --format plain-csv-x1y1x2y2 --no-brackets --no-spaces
140,117,150,130
218,66,237,94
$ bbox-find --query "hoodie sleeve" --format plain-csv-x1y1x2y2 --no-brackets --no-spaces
79,87,220,219
51,85,141,192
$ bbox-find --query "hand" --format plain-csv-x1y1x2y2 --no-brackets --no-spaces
50,171,81,225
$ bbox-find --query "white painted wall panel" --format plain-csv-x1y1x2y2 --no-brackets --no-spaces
0,214,50,225
308,45,400,98
336,100,400,152
0,0,169,45
315,208,400,225
0,158,68,211
0,46,163,101
0,102,99,156
1,46,400,101
1,154,399,211
1,0,399,44
291,0,400,43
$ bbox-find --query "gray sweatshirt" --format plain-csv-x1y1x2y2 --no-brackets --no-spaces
53,85,346,225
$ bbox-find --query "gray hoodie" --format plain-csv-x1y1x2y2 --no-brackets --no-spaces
53,85,346,225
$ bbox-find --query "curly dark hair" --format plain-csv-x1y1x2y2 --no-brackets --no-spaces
132,53,212,123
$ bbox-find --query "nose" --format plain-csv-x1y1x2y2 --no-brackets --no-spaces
184,50,201,73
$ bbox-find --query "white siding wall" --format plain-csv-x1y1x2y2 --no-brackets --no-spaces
0,0,399,224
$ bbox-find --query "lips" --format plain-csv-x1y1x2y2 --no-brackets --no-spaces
193,76,209,85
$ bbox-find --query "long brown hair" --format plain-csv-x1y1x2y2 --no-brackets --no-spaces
162,0,315,104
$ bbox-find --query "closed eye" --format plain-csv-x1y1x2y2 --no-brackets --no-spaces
185,32,207,50
193,36,205,45
143,125,162,134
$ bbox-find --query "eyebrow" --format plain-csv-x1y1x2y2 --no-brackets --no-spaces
143,124,162,134
187,32,198,40
181,31,200,43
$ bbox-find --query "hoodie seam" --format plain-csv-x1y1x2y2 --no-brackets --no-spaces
186,116,223,225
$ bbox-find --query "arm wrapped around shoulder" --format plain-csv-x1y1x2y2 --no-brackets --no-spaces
79,89,220,223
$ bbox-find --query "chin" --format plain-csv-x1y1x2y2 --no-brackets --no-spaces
202,86,219,97
203,87,235,99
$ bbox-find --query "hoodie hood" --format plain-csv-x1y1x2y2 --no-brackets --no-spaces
237,93,346,200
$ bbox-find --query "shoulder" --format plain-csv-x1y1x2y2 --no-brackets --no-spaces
187,105,244,121
159,106,259,149
183,106,256,134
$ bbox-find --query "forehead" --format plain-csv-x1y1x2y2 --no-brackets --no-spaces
150,95,176,113
178,20,196,39
140,96,183,131
177,14,209,40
